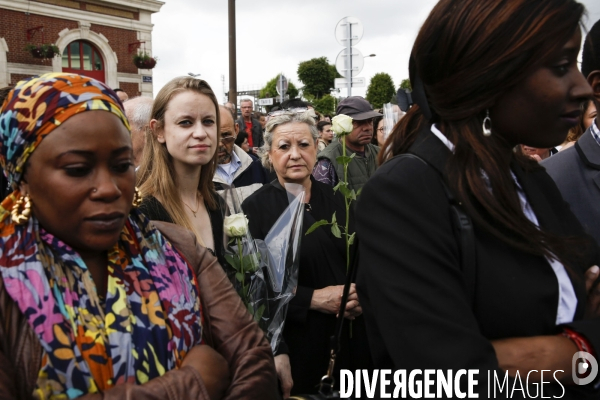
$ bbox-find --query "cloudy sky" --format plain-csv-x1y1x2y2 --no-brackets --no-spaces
151,0,600,103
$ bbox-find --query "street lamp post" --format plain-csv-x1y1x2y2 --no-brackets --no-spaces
228,0,237,106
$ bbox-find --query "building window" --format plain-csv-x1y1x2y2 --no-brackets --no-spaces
62,41,105,82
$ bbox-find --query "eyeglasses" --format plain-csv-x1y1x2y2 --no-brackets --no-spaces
220,134,236,143
377,127,385,133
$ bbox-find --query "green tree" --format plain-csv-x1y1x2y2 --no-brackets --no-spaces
399,78,412,91
312,94,336,115
259,74,299,100
365,73,395,109
297,57,341,100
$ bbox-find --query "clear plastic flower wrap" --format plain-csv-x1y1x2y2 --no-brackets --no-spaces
382,102,401,142
221,183,304,353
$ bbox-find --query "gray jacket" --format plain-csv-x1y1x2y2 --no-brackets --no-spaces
542,127,600,246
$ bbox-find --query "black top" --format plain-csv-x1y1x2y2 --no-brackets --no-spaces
356,127,600,398
242,177,372,395
139,195,226,267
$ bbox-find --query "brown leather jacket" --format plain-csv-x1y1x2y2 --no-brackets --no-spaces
0,221,279,400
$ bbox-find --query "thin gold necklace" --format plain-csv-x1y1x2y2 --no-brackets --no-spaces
182,193,201,217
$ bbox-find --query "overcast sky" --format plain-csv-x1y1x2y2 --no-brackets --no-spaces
151,0,600,103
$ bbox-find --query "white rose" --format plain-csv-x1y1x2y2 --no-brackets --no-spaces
331,114,354,135
224,213,249,237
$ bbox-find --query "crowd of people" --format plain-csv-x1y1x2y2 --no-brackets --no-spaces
1,0,600,399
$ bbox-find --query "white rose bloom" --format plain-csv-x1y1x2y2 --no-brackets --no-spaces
224,213,249,237
331,114,354,135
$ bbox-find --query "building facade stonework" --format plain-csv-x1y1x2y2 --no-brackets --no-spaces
0,0,163,97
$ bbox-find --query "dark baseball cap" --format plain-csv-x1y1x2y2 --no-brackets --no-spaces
336,96,381,121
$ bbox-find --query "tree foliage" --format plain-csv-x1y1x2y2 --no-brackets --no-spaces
259,74,299,100
297,57,341,99
312,94,336,116
365,73,395,109
399,78,412,91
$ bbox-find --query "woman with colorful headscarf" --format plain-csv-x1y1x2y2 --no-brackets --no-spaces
0,73,278,399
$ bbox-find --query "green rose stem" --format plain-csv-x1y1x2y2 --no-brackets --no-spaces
341,133,353,337
305,115,356,336
342,135,350,276
237,236,248,308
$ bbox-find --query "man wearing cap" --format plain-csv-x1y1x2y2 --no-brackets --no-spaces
313,96,381,192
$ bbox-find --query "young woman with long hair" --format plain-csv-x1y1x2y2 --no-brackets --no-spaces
357,0,600,397
137,76,226,265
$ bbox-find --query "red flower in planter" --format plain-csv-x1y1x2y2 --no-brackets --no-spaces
25,44,60,60
133,51,158,69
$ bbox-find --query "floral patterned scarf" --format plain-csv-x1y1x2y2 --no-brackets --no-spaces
0,73,203,399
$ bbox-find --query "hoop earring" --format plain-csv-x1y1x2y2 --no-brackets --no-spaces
482,109,492,137
132,187,143,208
11,193,32,225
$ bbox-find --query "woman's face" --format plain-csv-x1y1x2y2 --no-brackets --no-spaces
583,100,597,131
491,28,592,148
20,111,134,257
376,119,385,146
154,90,218,170
320,124,333,142
269,122,317,185
241,138,250,152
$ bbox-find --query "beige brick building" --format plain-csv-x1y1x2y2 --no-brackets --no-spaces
0,0,163,97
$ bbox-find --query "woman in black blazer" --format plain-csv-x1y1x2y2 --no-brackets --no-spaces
356,0,600,398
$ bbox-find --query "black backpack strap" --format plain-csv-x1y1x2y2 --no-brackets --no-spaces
390,153,477,307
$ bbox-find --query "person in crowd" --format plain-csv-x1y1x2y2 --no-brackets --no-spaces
224,101,237,116
357,0,600,398
372,114,385,147
242,111,372,397
114,88,129,103
0,72,278,399
255,111,267,132
136,76,226,267
313,97,380,192
236,99,263,154
542,17,600,248
560,99,597,151
316,120,333,152
235,131,251,153
519,144,558,161
123,96,153,167
213,106,269,208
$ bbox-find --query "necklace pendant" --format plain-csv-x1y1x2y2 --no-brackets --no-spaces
192,211,197,217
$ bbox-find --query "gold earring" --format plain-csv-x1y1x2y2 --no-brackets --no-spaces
11,193,32,225
132,187,143,208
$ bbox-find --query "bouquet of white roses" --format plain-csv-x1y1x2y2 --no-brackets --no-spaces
221,184,304,353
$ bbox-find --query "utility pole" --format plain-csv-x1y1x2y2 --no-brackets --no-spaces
228,0,237,106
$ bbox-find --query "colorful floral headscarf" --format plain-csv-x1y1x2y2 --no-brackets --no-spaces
0,72,130,186
0,73,203,399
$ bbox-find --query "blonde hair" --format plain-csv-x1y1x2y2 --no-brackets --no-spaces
137,76,220,237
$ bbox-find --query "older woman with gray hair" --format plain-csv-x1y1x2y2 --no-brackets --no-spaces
242,110,372,396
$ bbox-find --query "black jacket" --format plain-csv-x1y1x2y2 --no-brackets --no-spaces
138,195,226,268
242,178,372,395
356,127,600,399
